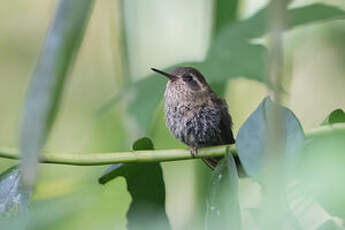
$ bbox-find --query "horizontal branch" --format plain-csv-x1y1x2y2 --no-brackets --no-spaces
0,123,344,166
0,145,234,166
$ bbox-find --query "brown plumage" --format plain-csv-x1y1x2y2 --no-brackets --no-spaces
152,67,235,169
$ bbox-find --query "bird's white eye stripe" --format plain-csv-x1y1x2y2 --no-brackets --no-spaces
190,73,202,87
182,74,200,89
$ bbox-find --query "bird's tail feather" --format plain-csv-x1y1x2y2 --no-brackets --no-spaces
202,155,246,177
202,157,222,170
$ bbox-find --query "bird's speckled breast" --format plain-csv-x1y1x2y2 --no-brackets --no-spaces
164,99,222,148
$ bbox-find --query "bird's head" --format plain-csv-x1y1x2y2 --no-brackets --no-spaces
151,67,210,96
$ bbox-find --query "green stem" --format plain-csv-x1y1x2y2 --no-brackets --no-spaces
0,146,234,166
1,124,344,166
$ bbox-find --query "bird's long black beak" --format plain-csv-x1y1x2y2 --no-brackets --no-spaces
151,68,178,81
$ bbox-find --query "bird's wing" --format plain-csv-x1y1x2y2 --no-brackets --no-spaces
219,106,235,144
211,96,235,145
203,93,235,170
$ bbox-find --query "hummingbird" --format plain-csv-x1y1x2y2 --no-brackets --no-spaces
151,67,235,169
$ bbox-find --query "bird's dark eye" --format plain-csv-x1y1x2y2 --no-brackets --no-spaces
183,75,195,83
182,75,200,90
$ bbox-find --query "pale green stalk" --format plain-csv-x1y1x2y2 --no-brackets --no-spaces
0,124,344,166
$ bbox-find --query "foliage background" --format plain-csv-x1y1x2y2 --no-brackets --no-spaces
0,0,345,229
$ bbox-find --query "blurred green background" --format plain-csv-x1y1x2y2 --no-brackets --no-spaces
0,0,345,229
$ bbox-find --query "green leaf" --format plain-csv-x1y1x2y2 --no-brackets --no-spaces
206,151,242,230
214,0,238,35
236,97,304,180
0,166,30,218
128,77,166,134
199,3,345,83
287,3,345,29
301,129,345,219
196,42,267,83
132,137,154,150
28,192,92,230
20,0,95,188
317,220,342,230
287,180,337,230
99,137,170,230
1,188,93,230
321,109,345,125
107,3,345,133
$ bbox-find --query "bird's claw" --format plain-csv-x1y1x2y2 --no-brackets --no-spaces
190,147,198,158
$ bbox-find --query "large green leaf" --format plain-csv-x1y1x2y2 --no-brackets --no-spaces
27,190,95,230
105,3,345,133
197,3,345,83
99,137,170,230
321,109,345,125
287,180,343,230
317,220,343,230
236,97,304,180
1,187,94,230
301,127,345,220
213,0,238,35
20,0,95,188
205,151,242,230
128,77,166,133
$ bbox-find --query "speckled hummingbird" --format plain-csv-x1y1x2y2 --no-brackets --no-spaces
151,67,235,169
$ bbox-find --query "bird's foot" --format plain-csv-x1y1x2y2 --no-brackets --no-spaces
190,147,198,158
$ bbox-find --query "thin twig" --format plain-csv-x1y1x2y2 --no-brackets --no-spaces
0,124,344,166
0,145,234,166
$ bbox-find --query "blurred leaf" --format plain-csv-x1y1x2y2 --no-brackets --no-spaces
317,220,343,230
27,196,85,230
214,0,238,35
196,42,267,83
301,128,345,220
2,189,94,230
20,0,95,188
196,3,345,83
206,151,242,230
243,207,302,229
0,166,30,218
118,0,132,85
95,89,128,115
236,97,304,180
131,137,154,150
98,163,124,185
287,3,345,28
287,180,342,230
321,109,345,125
106,3,345,134
128,77,166,134
99,137,170,230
